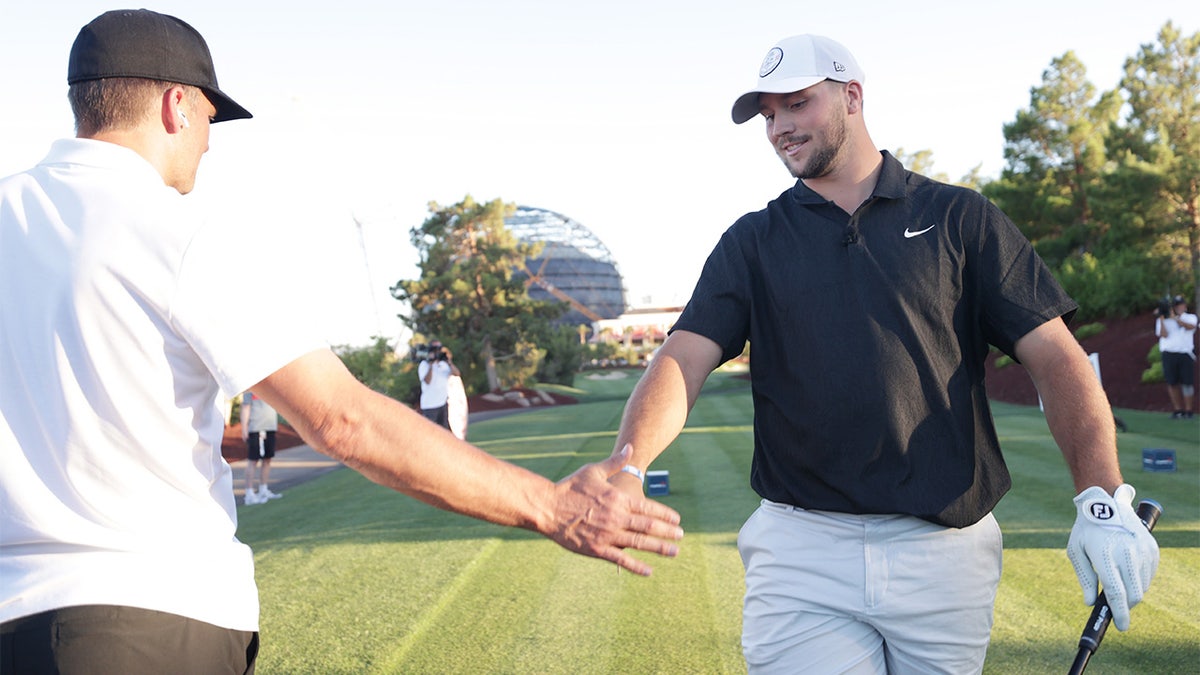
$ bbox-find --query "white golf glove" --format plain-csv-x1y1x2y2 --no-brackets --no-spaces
1067,484,1159,631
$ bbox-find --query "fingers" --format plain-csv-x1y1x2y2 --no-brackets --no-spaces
546,449,683,575
1077,566,1099,607
624,516,683,555
575,502,684,558
1067,541,1099,606
610,550,654,577
632,493,682,526
596,527,682,577
1107,588,1132,632
547,493,682,574
598,443,633,477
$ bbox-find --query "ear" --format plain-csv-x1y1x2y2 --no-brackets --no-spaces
844,80,864,115
162,86,189,134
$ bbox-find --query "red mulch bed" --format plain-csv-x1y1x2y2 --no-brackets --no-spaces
221,316,1179,462
985,312,1179,412
730,312,1182,413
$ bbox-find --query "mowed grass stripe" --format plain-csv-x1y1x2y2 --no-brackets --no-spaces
383,402,630,673
610,387,758,675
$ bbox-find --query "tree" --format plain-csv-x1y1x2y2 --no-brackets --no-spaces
392,196,565,392
984,51,1121,266
891,147,982,189
334,337,415,402
892,147,947,181
981,27,1199,318
533,323,589,386
1109,22,1200,310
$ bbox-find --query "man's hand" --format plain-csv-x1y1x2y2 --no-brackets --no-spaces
1067,484,1160,631
544,445,683,576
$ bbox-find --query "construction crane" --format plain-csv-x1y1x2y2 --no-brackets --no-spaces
518,257,603,323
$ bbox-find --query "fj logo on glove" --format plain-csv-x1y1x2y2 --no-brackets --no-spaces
1088,503,1114,520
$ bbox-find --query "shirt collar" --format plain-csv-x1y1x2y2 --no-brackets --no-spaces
42,138,165,186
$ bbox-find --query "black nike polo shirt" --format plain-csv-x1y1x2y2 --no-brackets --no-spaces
673,151,1076,528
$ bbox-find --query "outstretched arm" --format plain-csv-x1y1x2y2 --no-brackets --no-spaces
609,330,725,492
252,348,683,576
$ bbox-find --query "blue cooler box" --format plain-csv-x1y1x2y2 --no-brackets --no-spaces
646,470,670,496
1142,448,1176,472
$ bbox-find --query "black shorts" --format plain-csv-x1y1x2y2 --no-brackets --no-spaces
0,605,258,675
246,430,276,461
420,404,450,429
1161,351,1196,386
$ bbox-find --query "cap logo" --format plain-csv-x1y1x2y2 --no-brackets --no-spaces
759,47,783,78
833,61,847,73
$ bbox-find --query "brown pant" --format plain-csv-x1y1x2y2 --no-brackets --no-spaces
1,605,258,675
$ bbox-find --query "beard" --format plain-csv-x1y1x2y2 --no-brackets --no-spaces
779,110,848,180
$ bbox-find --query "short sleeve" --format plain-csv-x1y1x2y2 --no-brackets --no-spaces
672,223,754,363
172,220,329,398
973,199,1077,357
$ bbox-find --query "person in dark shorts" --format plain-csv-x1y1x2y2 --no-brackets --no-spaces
241,391,282,504
1155,295,1198,418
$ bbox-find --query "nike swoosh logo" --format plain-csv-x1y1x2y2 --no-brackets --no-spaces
904,224,936,238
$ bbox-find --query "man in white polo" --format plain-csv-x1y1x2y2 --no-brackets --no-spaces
0,10,682,672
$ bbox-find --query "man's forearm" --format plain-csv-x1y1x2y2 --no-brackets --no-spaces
262,353,553,529
252,348,683,575
1017,322,1123,493
614,358,695,472
614,331,724,473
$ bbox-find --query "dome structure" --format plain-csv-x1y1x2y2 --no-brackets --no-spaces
505,205,627,327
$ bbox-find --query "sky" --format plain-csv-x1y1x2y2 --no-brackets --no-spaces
2,0,1197,347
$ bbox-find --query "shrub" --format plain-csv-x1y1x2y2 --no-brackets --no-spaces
1072,322,1107,340
1141,343,1164,384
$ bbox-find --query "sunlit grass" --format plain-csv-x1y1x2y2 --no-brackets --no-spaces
238,371,1199,674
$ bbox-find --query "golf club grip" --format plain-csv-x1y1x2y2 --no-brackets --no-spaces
1067,499,1162,675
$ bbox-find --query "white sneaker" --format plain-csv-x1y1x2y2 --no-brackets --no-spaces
244,489,263,505
259,486,282,500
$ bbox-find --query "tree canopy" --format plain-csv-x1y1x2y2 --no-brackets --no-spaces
391,195,566,393
983,22,1198,318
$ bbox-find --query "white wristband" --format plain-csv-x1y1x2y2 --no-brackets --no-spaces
620,465,646,485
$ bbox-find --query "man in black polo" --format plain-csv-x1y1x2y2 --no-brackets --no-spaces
608,34,1159,673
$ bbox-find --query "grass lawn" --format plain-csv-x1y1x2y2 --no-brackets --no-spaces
237,368,1199,674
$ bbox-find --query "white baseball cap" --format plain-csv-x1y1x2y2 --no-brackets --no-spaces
731,34,865,124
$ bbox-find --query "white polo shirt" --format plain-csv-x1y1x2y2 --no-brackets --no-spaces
1157,312,1197,355
418,359,453,409
0,139,324,630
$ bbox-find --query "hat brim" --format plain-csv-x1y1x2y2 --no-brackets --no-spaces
731,75,827,124
203,86,252,123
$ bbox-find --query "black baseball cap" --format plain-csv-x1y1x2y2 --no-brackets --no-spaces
68,9,252,123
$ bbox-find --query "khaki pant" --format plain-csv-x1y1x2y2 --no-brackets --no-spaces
739,500,1002,674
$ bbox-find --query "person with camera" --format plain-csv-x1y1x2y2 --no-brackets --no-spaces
1155,295,1197,419
419,340,461,430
